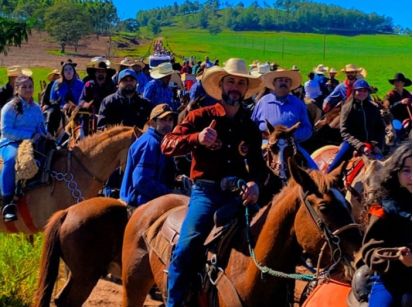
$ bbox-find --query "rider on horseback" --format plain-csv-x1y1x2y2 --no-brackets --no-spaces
251,68,318,169
0,75,48,222
161,58,267,306
326,79,385,173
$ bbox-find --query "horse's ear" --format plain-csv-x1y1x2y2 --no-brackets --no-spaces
329,161,346,182
265,119,274,134
133,126,143,138
288,158,319,194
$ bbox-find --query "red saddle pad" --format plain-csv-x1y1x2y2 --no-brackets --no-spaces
302,279,351,307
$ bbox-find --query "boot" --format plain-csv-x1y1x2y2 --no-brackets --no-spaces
2,195,17,222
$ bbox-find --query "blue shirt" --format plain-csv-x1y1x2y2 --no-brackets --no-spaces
251,93,312,143
137,72,152,94
120,127,172,207
0,98,46,147
189,80,216,106
324,82,348,107
143,79,173,108
50,78,84,107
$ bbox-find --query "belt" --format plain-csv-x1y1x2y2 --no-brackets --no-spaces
194,179,220,188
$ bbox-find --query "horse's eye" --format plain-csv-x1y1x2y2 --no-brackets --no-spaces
319,203,329,212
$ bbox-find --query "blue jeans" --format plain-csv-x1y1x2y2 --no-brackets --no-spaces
0,143,18,197
166,182,240,307
368,274,409,307
327,141,352,173
297,144,319,170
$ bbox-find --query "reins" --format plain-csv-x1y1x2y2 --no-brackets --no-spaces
244,188,360,282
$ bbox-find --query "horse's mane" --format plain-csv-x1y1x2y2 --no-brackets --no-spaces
75,125,134,156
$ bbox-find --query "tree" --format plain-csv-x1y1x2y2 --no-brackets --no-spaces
207,19,222,34
85,0,118,37
148,18,161,35
0,17,29,55
45,2,92,53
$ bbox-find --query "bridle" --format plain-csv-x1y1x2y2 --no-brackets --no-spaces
265,136,297,184
300,188,361,278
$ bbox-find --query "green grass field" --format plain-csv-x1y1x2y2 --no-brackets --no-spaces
0,233,43,306
1,29,411,97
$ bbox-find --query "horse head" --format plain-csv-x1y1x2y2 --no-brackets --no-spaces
288,158,362,282
265,121,300,183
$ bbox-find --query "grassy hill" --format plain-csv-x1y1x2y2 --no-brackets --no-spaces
145,27,412,95
0,28,411,98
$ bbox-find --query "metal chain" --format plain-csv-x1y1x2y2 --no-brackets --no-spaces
50,170,84,203
244,207,315,282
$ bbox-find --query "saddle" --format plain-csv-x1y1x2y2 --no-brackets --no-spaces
15,137,56,194
143,202,245,306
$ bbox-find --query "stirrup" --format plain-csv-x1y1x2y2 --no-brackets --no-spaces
2,203,17,222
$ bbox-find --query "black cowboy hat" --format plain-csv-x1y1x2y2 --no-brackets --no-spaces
86,59,116,78
389,73,412,87
60,59,77,67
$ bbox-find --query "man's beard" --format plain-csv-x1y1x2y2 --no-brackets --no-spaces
121,87,136,95
222,90,244,106
96,74,105,82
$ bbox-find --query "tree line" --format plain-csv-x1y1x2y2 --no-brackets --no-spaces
0,0,118,53
138,0,410,35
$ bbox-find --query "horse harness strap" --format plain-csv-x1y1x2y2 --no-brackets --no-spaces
211,270,243,307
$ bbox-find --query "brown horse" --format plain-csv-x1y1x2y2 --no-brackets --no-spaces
121,160,362,306
34,197,128,307
0,125,140,234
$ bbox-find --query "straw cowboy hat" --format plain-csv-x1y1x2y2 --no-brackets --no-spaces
262,68,302,91
47,69,60,81
7,65,33,77
150,62,179,80
329,68,337,74
291,65,300,71
388,73,412,87
313,64,328,74
250,63,271,77
201,58,263,100
149,103,176,121
341,64,362,73
86,57,116,77
117,58,145,69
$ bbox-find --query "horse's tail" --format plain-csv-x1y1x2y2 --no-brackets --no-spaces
34,209,68,307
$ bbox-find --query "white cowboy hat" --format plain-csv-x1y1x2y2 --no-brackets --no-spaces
313,64,329,74
150,62,179,80
328,68,337,74
201,58,263,100
7,65,32,77
250,63,271,77
262,68,302,91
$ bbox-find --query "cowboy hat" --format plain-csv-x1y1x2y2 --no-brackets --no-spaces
149,103,176,121
201,58,263,100
341,64,362,73
262,68,301,91
117,58,145,69
291,65,300,71
313,64,328,74
328,68,337,74
150,62,179,80
86,57,116,77
250,63,271,77
388,73,412,87
7,66,32,77
47,69,60,81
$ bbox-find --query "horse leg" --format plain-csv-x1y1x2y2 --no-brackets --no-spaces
54,271,100,307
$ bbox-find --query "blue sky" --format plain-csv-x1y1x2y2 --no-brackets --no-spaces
113,0,412,28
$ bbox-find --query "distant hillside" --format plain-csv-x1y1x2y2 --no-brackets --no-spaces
136,0,403,35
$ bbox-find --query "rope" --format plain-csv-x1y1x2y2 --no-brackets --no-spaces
244,206,315,282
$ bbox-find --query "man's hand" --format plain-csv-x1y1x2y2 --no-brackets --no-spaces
198,120,217,147
322,101,331,113
399,247,412,267
240,181,259,206
401,98,411,105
